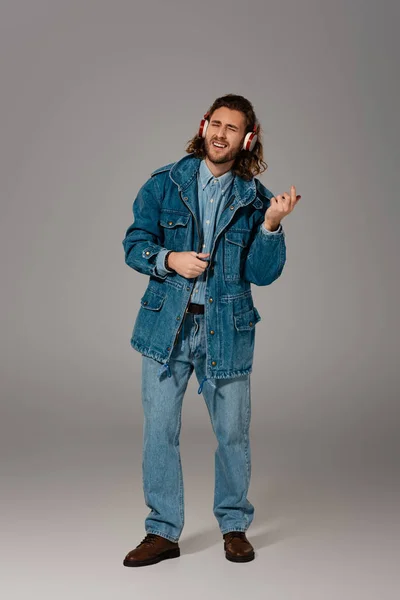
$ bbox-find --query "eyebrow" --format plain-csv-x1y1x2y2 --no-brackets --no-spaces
210,119,239,131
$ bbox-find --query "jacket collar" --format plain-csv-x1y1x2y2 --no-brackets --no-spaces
169,154,257,206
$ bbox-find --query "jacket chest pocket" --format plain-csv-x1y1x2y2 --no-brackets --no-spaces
224,230,252,281
159,212,190,250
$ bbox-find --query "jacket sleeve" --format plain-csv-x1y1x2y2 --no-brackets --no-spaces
243,215,287,286
122,176,171,279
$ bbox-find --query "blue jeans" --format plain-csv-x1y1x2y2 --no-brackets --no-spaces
140,310,255,543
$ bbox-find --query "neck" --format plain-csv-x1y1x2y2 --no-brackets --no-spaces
205,156,234,178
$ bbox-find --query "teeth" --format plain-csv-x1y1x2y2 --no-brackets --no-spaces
213,142,226,148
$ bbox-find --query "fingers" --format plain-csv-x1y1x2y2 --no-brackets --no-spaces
280,186,301,209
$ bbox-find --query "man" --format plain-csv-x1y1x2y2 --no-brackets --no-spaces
122,94,300,566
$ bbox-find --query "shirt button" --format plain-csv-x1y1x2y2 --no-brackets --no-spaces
206,220,210,224
203,244,206,248
145,251,150,255
209,297,213,303
210,198,214,202
168,221,173,225
211,360,217,366
249,321,253,327
176,315,181,320
229,205,234,210
210,330,215,335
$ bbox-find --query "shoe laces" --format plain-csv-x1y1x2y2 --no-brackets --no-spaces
137,533,159,548
225,531,246,540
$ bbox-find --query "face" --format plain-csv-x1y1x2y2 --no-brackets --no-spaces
204,106,247,165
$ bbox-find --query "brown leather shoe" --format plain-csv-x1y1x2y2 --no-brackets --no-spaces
123,533,180,567
223,531,255,562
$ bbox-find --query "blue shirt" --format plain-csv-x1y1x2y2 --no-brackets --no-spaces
155,159,282,302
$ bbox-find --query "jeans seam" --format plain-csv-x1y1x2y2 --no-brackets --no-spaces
243,375,251,529
174,396,184,531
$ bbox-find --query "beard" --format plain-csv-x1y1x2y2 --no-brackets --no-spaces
204,137,242,165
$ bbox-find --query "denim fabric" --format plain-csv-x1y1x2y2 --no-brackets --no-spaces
122,154,287,380
155,159,234,304
141,310,255,542
155,160,281,294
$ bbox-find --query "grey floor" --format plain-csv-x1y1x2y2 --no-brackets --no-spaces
3,377,399,600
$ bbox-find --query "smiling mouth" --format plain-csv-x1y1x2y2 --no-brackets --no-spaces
212,141,228,149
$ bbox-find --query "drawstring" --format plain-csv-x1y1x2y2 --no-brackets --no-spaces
198,375,207,394
197,375,216,394
157,363,216,392
158,362,171,379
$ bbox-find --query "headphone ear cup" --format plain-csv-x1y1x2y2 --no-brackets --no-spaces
199,118,209,138
243,131,258,152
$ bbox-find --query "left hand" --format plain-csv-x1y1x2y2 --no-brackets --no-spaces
264,185,301,228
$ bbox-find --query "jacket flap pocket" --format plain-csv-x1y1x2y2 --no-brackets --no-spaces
159,212,190,228
225,230,250,248
234,306,261,331
140,290,166,311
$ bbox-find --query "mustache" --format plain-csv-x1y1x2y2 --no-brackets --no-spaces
210,138,229,145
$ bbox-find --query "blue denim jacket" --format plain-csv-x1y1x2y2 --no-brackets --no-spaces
122,153,286,385
155,159,235,302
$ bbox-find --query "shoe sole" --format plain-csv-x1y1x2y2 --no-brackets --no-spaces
123,547,180,567
225,550,255,562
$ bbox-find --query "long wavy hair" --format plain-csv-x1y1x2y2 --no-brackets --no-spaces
185,94,268,181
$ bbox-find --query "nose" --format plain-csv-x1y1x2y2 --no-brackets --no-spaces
215,126,227,140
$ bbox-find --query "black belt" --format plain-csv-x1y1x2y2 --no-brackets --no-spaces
186,303,205,314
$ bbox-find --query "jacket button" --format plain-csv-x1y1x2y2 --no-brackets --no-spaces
143,301,148,305
249,321,253,327
168,221,173,225
176,315,181,320
210,330,214,335
145,251,150,255
186,286,190,291
211,360,217,366
167,346,171,351
209,297,213,303
229,205,234,210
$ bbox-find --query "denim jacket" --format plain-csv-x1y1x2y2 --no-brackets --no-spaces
122,153,286,389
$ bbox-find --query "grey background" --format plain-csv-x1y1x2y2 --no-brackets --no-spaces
1,0,399,598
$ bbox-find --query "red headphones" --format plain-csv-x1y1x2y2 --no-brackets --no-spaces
198,111,258,152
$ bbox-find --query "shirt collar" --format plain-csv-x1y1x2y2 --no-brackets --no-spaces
198,159,234,194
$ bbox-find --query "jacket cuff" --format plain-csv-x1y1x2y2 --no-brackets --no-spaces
155,248,174,276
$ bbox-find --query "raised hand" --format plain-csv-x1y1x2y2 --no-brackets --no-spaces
264,185,301,229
